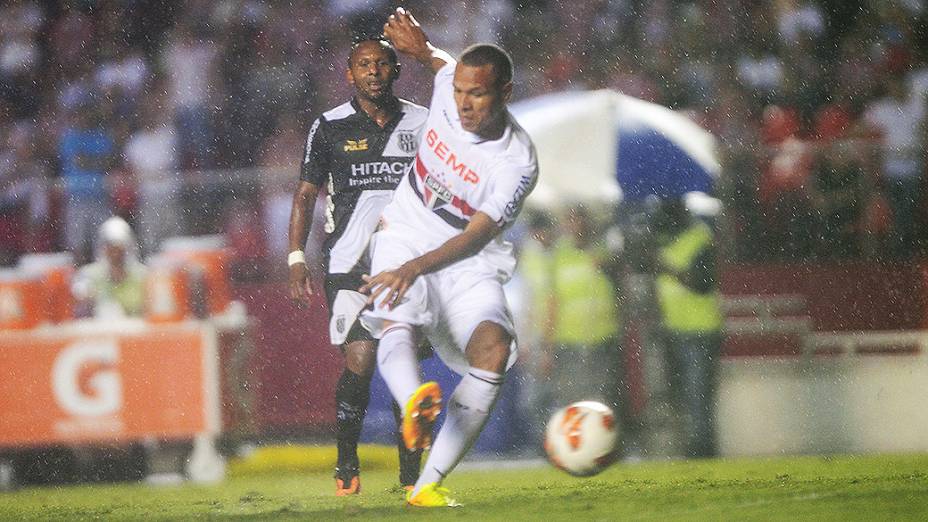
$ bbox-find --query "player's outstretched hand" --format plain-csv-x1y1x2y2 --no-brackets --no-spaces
288,263,316,308
360,262,422,310
383,7,429,60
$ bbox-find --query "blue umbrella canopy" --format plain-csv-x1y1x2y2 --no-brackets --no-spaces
615,94,720,202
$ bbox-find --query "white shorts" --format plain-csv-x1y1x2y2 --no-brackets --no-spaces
361,229,518,375
328,289,369,345
324,273,375,346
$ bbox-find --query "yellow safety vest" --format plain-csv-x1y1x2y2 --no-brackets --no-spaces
655,222,722,333
522,240,619,346
552,240,619,345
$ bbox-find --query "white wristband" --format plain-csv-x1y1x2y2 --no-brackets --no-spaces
288,250,306,266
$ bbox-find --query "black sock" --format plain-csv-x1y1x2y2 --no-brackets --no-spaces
393,400,423,486
335,369,371,470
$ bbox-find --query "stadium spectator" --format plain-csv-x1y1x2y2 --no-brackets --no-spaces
652,197,722,458
0,122,52,265
808,141,868,259
122,84,180,256
0,0,44,120
46,1,94,82
160,19,219,170
58,94,117,264
71,216,147,318
757,105,814,259
863,73,927,258
0,1,922,265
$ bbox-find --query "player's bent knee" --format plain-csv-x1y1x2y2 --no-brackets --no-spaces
344,340,377,377
466,321,512,374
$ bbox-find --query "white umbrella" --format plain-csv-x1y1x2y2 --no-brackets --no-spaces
510,89,721,210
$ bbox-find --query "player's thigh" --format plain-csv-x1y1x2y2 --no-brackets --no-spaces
326,283,377,376
440,276,518,372
365,231,430,327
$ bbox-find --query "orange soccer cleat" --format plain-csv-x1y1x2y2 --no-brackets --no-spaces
401,381,442,450
334,466,361,496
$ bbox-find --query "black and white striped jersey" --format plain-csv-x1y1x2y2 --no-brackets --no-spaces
301,98,428,275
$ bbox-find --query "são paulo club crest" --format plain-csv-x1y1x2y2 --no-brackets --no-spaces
397,131,417,154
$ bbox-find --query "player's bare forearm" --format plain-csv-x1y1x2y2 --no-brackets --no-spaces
288,181,319,253
419,43,454,74
408,212,499,276
383,7,453,74
288,180,320,304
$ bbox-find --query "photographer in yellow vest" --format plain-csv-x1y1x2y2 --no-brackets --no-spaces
652,197,723,458
522,206,623,413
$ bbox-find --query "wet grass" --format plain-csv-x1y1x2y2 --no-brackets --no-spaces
1,453,926,520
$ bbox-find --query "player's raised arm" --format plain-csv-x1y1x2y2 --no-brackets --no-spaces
383,7,453,74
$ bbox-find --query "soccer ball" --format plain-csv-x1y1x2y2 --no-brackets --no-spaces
543,401,619,477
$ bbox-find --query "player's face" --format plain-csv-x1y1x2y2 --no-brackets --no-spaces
347,41,399,102
453,63,512,135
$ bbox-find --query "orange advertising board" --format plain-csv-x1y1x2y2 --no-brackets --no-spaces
0,324,219,446
0,276,45,330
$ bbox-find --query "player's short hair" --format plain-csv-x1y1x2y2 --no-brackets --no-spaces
460,44,513,87
349,35,398,65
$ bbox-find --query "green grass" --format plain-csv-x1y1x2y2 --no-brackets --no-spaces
1,453,927,521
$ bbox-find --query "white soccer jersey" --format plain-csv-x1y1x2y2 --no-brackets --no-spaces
380,62,538,280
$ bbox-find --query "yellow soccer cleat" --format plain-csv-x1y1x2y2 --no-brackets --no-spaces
406,482,461,507
402,381,442,450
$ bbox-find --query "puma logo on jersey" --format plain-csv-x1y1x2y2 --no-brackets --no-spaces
344,138,369,152
426,129,480,184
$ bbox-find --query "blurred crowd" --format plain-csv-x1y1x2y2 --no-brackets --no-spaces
1,0,926,270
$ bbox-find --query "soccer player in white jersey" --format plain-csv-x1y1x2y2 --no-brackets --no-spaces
360,8,538,507
288,37,429,496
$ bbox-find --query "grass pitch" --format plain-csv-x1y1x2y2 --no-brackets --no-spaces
1,451,926,521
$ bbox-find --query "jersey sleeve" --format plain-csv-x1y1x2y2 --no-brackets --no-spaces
299,117,329,185
431,62,456,106
477,163,538,227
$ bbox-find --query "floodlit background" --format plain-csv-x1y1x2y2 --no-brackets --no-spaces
1,0,927,489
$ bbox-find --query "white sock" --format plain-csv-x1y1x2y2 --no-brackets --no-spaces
413,367,504,495
377,324,422,409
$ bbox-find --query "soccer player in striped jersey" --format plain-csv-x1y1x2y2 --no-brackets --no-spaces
360,8,539,507
287,36,428,496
